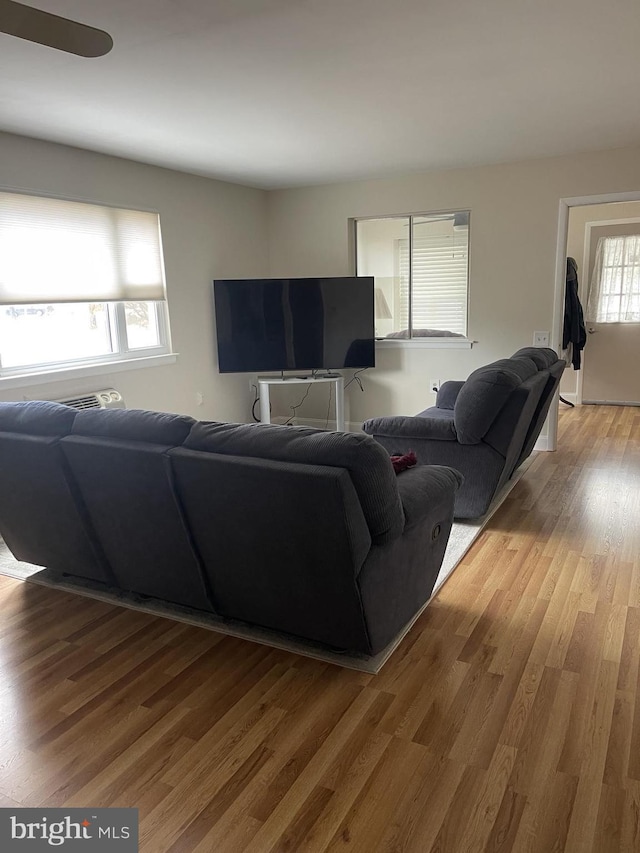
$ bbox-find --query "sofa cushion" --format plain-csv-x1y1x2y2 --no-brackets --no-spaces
364,414,457,442
71,408,195,445
0,401,77,436
183,421,405,545
435,380,465,410
454,357,537,445
415,406,455,421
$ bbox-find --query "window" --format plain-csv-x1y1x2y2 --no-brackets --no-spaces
587,234,640,323
0,191,170,378
355,211,469,339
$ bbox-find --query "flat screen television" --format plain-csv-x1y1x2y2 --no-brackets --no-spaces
213,276,375,374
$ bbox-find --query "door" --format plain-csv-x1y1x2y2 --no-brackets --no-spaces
582,224,640,405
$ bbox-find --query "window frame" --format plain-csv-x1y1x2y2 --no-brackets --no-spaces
0,301,171,380
588,233,640,324
353,210,472,347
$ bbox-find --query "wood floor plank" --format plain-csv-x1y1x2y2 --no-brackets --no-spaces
620,780,640,853
139,703,286,850
453,743,518,853
617,605,640,692
378,756,467,853
482,784,527,853
603,689,634,788
593,782,626,853
557,601,615,777
521,770,578,853
283,737,425,853
564,659,621,850
427,762,487,853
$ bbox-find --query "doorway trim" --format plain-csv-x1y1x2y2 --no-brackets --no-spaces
551,191,640,449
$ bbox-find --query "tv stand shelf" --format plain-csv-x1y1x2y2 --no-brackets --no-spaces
258,374,345,432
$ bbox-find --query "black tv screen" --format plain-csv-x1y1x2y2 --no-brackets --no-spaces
213,277,375,374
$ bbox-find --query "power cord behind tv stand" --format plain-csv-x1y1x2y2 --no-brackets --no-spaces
259,373,346,430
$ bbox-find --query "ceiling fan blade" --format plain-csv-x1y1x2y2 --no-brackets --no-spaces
0,0,113,57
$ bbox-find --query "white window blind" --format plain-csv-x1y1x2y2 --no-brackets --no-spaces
0,191,167,305
398,233,468,334
587,234,640,323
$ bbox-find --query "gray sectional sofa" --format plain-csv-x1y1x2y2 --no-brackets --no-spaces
0,401,462,655
363,348,565,519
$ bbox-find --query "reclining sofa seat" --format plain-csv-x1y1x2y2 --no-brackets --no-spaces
363,349,564,519
169,421,462,654
428,347,565,475
0,401,114,582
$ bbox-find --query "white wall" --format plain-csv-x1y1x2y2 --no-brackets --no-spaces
266,146,640,424
562,200,640,400
0,132,268,421
5,134,640,428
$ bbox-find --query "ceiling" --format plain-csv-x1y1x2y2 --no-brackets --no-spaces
2,0,640,189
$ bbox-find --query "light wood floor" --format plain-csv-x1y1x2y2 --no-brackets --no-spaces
1,404,639,852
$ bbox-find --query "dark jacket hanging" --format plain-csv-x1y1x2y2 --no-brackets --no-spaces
563,257,587,370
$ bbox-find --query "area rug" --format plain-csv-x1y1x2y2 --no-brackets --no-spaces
0,456,535,673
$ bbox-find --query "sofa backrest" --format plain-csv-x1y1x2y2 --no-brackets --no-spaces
169,442,373,650
511,347,566,468
483,368,547,481
0,401,112,582
0,400,76,435
67,407,195,445
453,356,539,445
511,346,558,369
166,421,407,651
180,421,405,546
59,408,214,611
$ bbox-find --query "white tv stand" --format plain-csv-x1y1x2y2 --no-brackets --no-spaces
258,373,345,432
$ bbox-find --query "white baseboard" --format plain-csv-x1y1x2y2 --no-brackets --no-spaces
582,399,640,406
534,435,550,451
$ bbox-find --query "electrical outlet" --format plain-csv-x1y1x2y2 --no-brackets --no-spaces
533,331,550,347
430,378,441,393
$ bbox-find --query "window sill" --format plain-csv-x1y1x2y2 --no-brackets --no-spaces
0,353,178,391
376,338,474,349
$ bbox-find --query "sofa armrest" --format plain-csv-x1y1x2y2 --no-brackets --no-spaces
363,415,457,442
396,464,463,530
436,380,465,410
